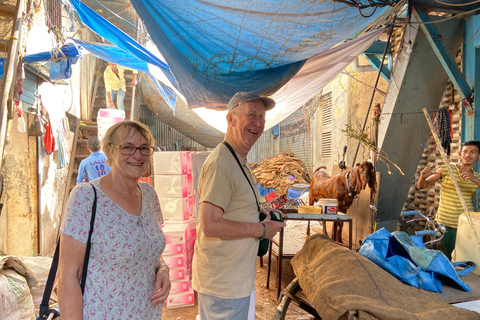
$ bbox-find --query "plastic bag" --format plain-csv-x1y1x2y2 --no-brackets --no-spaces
358,228,474,293
49,58,72,80
28,115,45,136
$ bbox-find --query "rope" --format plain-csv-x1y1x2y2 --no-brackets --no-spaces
50,47,67,62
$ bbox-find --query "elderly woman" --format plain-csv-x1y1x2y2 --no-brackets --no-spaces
58,120,170,319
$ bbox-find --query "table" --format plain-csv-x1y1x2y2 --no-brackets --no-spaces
267,213,353,298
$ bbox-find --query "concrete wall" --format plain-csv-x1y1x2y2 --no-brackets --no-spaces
0,3,98,256
2,114,38,256
376,18,463,231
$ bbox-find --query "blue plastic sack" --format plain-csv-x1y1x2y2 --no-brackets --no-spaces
50,58,73,80
358,228,475,293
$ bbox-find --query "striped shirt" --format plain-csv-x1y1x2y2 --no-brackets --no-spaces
436,163,480,228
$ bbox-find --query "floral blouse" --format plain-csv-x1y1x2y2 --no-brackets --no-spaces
61,178,166,319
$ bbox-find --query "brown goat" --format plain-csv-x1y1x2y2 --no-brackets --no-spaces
308,161,376,242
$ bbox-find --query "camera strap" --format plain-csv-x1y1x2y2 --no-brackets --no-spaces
222,141,261,213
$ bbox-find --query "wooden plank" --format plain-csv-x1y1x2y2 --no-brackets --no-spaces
62,119,80,215
436,273,480,304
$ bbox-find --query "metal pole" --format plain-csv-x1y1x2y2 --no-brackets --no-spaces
351,23,395,167
130,18,141,121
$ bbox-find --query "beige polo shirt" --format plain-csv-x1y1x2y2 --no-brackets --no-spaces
192,143,260,299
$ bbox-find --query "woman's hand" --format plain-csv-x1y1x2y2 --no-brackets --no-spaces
150,265,171,306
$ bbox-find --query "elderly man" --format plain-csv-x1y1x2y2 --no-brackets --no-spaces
192,91,286,319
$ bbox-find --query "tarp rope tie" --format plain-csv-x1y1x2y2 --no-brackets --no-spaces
51,47,67,62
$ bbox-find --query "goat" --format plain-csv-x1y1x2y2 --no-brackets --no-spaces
308,161,376,242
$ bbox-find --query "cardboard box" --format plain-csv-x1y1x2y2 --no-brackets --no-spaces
163,243,185,255
170,280,191,294
163,254,185,268
159,196,194,221
163,219,196,244
153,151,192,175
169,266,188,281
154,174,193,198
97,108,125,119
166,289,195,309
192,152,210,188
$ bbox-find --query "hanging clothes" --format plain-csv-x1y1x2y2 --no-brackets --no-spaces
55,120,69,168
437,108,451,156
43,120,55,155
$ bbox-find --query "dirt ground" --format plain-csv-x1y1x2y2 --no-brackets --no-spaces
161,221,313,320
161,256,296,320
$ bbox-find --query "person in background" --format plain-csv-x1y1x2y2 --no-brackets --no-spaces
417,140,480,259
58,121,170,319
104,62,137,110
192,91,286,319
76,137,111,184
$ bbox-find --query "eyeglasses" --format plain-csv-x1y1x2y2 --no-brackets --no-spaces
111,144,155,156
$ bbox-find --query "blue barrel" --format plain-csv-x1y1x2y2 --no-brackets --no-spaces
287,183,310,204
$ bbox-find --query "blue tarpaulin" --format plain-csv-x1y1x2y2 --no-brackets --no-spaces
129,0,390,111
23,43,82,63
66,0,393,133
68,0,176,87
72,40,149,73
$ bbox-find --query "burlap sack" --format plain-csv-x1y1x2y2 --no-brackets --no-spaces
291,233,480,320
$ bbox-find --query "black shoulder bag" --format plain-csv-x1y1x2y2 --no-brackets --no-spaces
222,141,270,257
37,184,98,320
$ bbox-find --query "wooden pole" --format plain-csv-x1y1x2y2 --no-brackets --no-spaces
422,108,480,247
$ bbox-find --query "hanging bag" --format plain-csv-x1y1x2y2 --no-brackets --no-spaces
222,141,270,257
37,184,98,320
28,114,45,136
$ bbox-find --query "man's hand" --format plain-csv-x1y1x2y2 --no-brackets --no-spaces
417,164,442,189
420,164,435,179
459,170,480,187
259,208,286,239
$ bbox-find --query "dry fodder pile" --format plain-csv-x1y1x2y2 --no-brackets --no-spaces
251,151,309,197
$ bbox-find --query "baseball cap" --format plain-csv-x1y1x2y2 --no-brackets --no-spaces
227,91,275,112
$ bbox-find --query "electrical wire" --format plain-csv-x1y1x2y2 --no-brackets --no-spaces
435,0,480,6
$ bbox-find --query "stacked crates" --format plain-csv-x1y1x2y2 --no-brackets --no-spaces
153,151,196,309
97,109,125,142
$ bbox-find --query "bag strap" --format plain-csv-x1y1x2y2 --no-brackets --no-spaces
453,261,476,276
39,183,97,318
81,184,97,291
222,141,260,213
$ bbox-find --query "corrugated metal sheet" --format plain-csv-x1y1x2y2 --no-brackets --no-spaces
280,107,313,174
247,130,280,164
139,106,211,151
21,71,37,113
320,92,333,159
